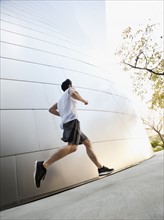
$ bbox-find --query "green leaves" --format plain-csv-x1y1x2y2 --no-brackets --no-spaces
116,21,164,110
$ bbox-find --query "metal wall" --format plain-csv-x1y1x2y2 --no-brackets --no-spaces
0,1,153,210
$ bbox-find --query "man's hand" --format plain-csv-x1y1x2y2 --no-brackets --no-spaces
83,100,88,105
49,103,60,116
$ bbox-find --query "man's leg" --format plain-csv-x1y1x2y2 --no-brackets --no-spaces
82,139,102,168
34,144,77,187
83,139,114,176
43,144,77,168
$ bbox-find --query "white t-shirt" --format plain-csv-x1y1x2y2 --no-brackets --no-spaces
57,87,78,126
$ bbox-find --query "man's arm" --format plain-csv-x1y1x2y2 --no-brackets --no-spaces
70,90,88,105
49,103,60,116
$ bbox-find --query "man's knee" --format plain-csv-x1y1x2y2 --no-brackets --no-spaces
83,139,92,148
69,144,77,153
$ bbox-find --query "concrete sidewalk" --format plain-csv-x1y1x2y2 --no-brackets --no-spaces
1,151,163,220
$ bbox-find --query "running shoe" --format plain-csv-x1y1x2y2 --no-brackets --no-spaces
34,161,47,188
98,166,114,176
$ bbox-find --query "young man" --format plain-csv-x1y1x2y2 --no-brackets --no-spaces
34,79,114,188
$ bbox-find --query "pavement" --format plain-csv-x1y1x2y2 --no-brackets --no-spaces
0,151,163,220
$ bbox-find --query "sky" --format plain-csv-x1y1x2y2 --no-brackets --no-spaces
106,0,163,64
104,0,164,111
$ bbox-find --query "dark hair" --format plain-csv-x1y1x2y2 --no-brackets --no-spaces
61,79,72,91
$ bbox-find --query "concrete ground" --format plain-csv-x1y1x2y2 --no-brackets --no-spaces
1,151,163,220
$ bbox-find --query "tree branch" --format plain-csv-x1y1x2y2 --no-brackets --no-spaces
123,61,164,75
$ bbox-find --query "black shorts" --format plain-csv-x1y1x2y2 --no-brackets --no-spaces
61,119,88,145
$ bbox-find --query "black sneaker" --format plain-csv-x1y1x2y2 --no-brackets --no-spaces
98,166,114,176
34,161,47,188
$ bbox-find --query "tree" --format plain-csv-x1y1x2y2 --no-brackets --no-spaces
115,21,164,110
141,109,164,147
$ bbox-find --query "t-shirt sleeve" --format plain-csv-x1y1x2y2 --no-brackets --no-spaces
68,87,76,95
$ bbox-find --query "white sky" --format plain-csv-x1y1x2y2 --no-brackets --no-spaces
104,0,163,111
106,0,163,60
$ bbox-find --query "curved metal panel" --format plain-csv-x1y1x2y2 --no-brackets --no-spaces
1,110,39,156
1,80,49,109
0,0,153,210
33,110,63,150
0,157,18,209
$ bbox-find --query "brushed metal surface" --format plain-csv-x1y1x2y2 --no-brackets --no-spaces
0,110,39,156
33,110,63,150
0,157,18,208
0,0,154,210
16,147,97,201
77,88,119,112
1,80,49,109
79,111,132,142
1,58,66,84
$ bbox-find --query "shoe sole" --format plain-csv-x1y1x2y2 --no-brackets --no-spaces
99,170,114,176
34,160,39,187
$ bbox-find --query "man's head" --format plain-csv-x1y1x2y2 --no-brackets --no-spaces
61,79,72,91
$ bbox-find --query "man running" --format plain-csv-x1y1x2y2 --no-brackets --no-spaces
34,79,114,188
